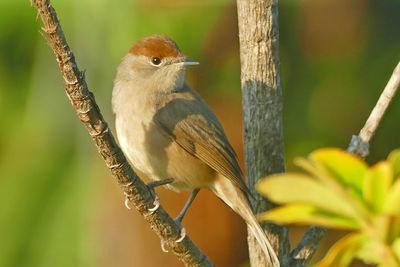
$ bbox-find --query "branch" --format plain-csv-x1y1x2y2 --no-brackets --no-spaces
31,1,213,266
290,61,400,266
289,227,328,267
348,61,400,157
236,0,290,266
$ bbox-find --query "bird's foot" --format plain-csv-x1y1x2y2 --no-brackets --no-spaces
146,178,174,214
123,181,134,210
160,226,186,253
147,195,160,215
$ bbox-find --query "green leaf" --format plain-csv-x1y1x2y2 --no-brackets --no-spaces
309,148,368,195
315,233,364,267
363,161,393,212
258,204,360,229
383,178,400,215
257,174,361,221
388,149,400,180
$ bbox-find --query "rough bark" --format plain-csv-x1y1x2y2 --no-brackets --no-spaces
236,0,290,266
31,0,213,266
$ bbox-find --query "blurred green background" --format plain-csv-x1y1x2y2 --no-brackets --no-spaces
0,0,399,266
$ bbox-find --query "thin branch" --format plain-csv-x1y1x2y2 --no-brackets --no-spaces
289,227,327,267
31,1,213,266
290,61,400,266
349,61,400,157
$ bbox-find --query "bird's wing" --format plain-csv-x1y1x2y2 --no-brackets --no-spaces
153,87,251,195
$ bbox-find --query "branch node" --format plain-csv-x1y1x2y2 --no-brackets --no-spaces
347,135,369,158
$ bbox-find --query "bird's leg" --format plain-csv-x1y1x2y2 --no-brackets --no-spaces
147,178,175,194
174,190,200,243
160,189,200,252
175,189,200,223
146,178,174,214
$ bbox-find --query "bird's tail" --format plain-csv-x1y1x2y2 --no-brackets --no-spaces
211,177,280,267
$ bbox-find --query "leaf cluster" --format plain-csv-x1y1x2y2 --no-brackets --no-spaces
257,148,400,266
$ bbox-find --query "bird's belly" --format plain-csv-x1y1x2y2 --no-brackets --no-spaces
115,116,151,178
163,142,217,191
115,115,217,192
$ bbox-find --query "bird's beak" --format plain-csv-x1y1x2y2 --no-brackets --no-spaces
175,58,199,66
183,59,199,66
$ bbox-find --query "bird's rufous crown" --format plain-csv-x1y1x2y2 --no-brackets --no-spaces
129,35,184,59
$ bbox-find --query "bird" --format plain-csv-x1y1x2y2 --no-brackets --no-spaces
112,34,279,266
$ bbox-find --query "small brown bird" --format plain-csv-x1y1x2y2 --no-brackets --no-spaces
112,35,279,266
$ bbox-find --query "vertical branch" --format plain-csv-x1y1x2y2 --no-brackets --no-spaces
236,0,289,266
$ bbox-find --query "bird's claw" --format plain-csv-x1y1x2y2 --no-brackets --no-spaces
147,195,160,214
175,227,186,243
124,192,131,210
160,239,169,253
160,227,186,253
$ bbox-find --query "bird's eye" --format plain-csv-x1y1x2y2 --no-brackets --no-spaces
151,57,162,66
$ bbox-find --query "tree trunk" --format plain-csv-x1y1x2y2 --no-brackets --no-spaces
236,0,289,266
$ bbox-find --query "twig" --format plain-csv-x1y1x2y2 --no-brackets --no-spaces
289,227,327,267
290,61,400,266
31,0,213,266
348,61,400,157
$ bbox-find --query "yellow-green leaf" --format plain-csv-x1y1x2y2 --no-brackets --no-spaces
316,233,364,267
294,157,343,189
295,156,370,219
356,238,396,266
383,178,400,215
258,204,360,229
363,161,393,212
370,215,391,243
310,148,368,195
392,238,400,262
388,149,400,180
388,217,400,242
257,174,361,221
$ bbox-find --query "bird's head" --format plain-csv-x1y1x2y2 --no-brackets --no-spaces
116,35,198,91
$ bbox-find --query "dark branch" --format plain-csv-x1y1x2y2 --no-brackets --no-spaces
31,0,213,266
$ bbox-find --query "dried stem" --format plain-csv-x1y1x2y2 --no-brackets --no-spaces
31,0,213,266
291,61,400,265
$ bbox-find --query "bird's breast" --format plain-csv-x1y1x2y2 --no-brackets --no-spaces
115,102,217,191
